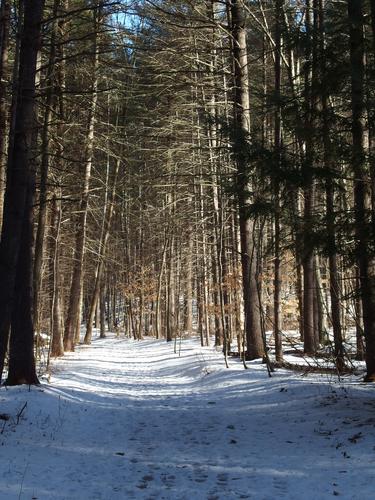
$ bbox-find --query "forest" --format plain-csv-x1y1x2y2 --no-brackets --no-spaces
2,1,375,499
0,0,375,384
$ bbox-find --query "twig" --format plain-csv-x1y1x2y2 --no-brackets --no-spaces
16,402,27,425
18,463,28,500
1,419,7,434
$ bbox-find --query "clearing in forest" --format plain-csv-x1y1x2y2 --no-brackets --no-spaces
0,335,374,499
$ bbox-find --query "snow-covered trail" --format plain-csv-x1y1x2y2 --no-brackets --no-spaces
1,336,375,500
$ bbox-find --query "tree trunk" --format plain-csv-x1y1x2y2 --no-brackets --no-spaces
156,231,168,340
33,0,59,333
184,224,193,334
166,236,175,342
99,284,106,338
348,0,375,381
273,0,283,362
49,194,64,358
84,159,120,344
0,0,44,383
0,0,10,230
230,0,263,360
7,173,39,385
64,6,99,351
303,0,317,355
318,0,344,370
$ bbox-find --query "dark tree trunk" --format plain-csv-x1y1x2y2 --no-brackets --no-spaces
7,172,39,385
274,0,283,362
230,0,263,360
0,0,44,383
0,0,22,380
33,0,59,333
303,0,317,355
318,0,345,371
348,0,375,381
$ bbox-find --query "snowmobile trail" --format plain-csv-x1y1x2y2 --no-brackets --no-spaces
0,335,374,499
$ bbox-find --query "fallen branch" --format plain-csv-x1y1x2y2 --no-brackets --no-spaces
272,360,355,376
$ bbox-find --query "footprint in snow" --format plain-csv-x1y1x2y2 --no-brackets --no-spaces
161,473,176,488
135,474,154,490
272,477,288,496
142,474,154,482
216,472,228,485
193,468,209,483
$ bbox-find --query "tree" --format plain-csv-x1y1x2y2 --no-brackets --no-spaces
0,0,44,384
230,0,264,360
348,0,375,381
64,2,101,351
0,0,10,230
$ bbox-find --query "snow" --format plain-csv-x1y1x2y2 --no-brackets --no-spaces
1,334,375,499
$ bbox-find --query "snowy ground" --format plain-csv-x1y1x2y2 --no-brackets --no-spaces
1,335,375,500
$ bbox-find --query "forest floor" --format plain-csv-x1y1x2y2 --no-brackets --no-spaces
0,334,375,500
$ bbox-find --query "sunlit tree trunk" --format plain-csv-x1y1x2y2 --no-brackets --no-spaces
33,0,60,333
0,0,10,230
64,5,100,351
230,0,263,359
49,193,64,357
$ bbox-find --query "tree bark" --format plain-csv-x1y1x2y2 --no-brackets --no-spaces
33,0,60,333
0,0,44,384
230,0,263,360
303,0,317,355
0,0,10,230
64,5,99,351
348,0,375,381
319,0,344,370
184,223,193,334
49,193,64,358
273,0,283,362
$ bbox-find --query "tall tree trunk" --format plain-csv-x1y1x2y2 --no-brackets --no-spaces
49,193,64,358
0,0,10,230
7,172,39,385
99,284,106,338
348,0,375,381
166,236,175,342
0,0,44,384
273,0,283,362
0,1,22,380
33,0,59,333
319,0,344,369
303,0,317,355
184,223,193,334
156,231,168,340
230,0,263,360
64,6,99,351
